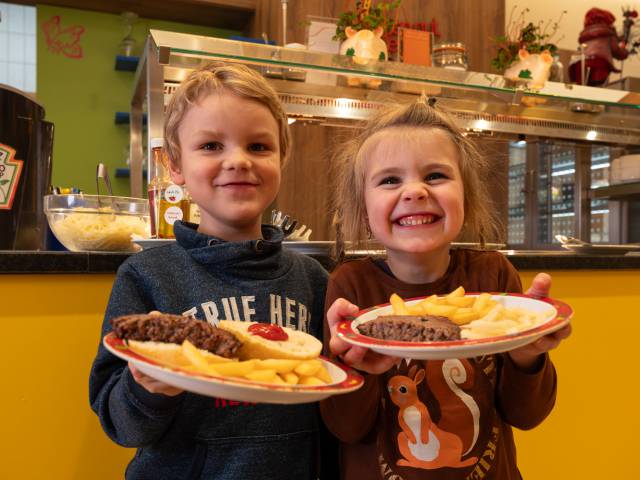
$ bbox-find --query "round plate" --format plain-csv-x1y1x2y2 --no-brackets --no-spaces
337,293,573,360
103,333,363,404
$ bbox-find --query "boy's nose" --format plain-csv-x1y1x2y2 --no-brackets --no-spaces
222,148,251,170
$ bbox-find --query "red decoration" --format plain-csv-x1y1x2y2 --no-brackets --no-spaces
41,15,85,59
568,7,639,86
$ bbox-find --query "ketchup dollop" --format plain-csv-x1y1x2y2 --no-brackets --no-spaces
248,323,289,341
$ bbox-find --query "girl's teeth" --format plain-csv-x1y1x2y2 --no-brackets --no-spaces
398,215,436,226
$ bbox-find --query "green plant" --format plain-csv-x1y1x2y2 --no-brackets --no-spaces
334,0,402,42
491,7,565,73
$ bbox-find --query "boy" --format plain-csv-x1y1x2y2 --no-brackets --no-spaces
89,63,329,480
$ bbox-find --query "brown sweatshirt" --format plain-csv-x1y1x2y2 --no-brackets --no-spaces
320,250,557,480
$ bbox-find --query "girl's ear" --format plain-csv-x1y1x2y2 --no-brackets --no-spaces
168,161,185,185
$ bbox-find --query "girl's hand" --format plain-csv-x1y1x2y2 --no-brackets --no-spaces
508,273,573,370
327,298,397,375
129,362,184,396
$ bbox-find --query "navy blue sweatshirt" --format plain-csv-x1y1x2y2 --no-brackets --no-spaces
89,221,329,480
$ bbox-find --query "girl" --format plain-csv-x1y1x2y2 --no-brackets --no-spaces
321,99,571,480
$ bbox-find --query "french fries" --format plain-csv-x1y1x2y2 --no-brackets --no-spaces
388,287,550,339
177,341,332,386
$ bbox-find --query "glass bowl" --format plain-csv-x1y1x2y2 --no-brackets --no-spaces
44,194,150,252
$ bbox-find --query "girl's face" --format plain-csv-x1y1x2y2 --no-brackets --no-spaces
170,91,281,241
363,127,465,258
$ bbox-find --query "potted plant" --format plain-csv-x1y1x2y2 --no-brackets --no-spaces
335,1,402,65
333,0,401,88
492,7,565,90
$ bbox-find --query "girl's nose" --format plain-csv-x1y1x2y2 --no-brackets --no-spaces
221,148,251,170
402,182,428,201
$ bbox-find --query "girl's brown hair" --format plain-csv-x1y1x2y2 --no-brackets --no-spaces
163,62,291,167
331,98,501,259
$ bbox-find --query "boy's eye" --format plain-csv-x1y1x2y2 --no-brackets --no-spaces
379,176,400,186
201,141,222,151
248,143,269,152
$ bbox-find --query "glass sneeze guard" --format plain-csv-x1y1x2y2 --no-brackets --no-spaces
149,30,640,110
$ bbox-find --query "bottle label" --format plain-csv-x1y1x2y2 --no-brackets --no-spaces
164,205,184,225
0,143,24,210
164,184,184,203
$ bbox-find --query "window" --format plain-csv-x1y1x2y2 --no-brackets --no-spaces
0,2,36,92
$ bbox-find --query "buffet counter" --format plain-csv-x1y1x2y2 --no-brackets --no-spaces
1,250,639,480
2,249,640,273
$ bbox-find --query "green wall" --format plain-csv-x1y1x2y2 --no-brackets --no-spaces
37,5,239,197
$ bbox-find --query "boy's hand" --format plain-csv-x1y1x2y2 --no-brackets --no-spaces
327,298,397,375
508,273,572,371
129,362,184,396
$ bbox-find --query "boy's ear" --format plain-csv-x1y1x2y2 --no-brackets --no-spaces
168,162,185,185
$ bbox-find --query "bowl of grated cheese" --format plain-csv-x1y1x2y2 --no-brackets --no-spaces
44,194,150,252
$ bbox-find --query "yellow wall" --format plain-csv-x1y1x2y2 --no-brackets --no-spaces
0,274,133,480
515,270,640,478
0,269,638,479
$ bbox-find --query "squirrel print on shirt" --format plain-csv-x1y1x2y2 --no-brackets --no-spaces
387,359,480,470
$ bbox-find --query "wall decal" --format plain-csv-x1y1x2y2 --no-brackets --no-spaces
42,15,85,59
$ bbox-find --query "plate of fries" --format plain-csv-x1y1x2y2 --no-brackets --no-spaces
103,333,364,404
336,288,573,359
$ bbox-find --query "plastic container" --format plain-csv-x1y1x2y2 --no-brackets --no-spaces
432,42,468,71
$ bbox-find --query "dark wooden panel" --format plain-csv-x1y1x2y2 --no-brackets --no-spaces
277,122,352,241
414,0,505,73
253,0,503,72
10,0,256,31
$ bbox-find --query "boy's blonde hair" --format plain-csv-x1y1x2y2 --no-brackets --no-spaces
164,62,291,167
332,99,501,258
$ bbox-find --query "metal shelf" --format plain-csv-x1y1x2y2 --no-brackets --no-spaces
127,30,640,197
590,181,640,200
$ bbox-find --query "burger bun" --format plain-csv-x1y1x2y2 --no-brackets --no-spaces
217,321,322,360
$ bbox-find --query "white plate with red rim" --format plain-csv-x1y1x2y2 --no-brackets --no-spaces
336,293,573,360
103,333,363,404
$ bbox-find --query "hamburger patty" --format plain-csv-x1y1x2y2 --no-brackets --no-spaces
357,315,461,342
111,313,242,358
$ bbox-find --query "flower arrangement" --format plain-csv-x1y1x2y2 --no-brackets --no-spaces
491,7,565,73
334,0,402,43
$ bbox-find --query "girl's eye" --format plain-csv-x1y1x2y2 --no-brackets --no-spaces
426,172,447,182
201,141,222,151
249,143,269,152
379,176,400,186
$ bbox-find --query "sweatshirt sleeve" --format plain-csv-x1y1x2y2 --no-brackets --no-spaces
319,271,382,444
496,354,557,430
88,262,185,448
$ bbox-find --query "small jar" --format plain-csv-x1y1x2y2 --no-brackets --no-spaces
432,42,468,71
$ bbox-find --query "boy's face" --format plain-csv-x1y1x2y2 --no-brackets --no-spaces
170,91,281,241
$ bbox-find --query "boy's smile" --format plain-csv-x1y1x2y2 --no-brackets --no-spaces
363,127,464,281
171,91,281,241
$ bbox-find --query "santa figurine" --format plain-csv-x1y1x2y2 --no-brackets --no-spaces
568,8,632,86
